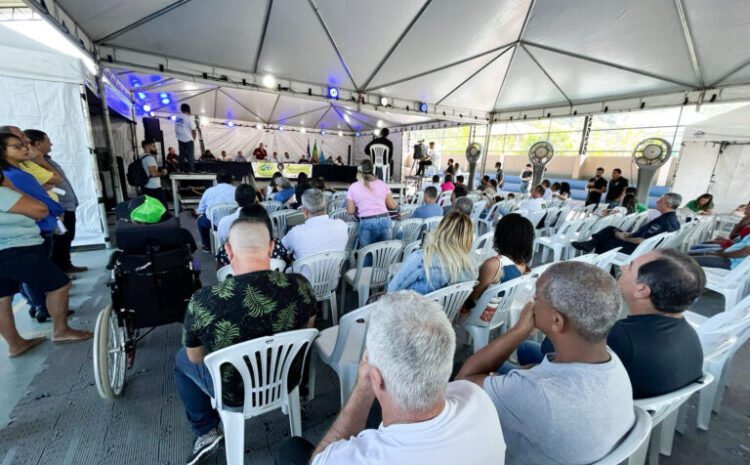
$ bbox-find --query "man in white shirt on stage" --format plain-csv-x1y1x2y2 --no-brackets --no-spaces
417,141,439,177
195,171,236,252
276,291,506,465
175,103,197,172
281,189,347,261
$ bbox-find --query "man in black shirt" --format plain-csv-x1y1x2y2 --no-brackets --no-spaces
365,128,394,175
520,164,533,193
585,167,608,207
536,249,705,399
573,193,682,254
605,168,629,208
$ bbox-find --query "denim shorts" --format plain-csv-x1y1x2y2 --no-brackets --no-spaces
0,244,70,298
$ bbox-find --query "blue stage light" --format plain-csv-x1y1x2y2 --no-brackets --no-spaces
419,102,428,113
355,131,361,137
170,114,177,121
137,92,146,100
227,121,235,127
327,86,339,99
161,98,170,105
143,104,152,112
159,92,168,98
320,129,327,135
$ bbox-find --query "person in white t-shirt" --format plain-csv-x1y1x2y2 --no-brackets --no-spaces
174,103,197,172
517,185,548,213
277,291,506,465
457,262,634,465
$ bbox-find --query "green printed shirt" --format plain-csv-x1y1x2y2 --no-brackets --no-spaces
183,269,316,403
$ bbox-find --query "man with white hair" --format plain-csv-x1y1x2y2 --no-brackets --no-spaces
281,188,347,261
278,291,506,465
458,262,634,465
573,193,681,254
175,217,317,465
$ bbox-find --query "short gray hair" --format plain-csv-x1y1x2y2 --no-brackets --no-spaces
366,291,455,412
301,188,326,214
537,262,622,343
453,197,473,215
274,176,291,189
663,192,682,209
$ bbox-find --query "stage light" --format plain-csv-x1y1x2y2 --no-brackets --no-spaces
200,109,205,114
278,126,284,131
132,82,141,88
255,123,263,130
143,104,152,112
373,129,381,136
137,92,146,100
227,121,235,127
149,111,155,117
159,92,167,98
262,74,276,88
300,128,306,133
355,131,361,137
327,86,339,99
380,96,388,106
338,131,343,136
419,102,428,113
161,98,170,105
200,116,210,125
170,114,177,121
320,129,327,135
376,120,384,128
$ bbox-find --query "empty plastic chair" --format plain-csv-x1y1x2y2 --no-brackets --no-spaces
702,256,750,312
260,200,283,213
329,207,349,221
399,218,425,244
203,328,319,465
425,280,476,323
343,240,403,308
292,251,349,325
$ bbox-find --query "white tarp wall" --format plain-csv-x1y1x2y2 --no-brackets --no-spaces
673,142,750,214
136,120,355,166
0,24,105,246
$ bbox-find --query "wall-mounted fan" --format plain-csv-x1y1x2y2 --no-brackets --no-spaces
632,138,671,203
465,142,482,189
528,141,555,188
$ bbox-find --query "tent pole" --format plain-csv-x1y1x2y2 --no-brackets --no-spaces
475,122,492,191
96,71,125,204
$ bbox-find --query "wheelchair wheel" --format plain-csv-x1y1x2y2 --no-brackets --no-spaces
93,304,126,399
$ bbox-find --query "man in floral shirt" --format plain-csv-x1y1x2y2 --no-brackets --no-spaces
175,217,316,465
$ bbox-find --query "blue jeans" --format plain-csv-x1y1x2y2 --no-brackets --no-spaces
359,217,392,266
178,140,195,172
197,215,212,249
174,348,218,436
498,341,545,374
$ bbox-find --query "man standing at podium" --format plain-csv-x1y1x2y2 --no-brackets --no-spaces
365,128,394,180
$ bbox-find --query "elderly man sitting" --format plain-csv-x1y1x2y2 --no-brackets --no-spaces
175,217,317,465
573,192,681,254
277,291,505,465
281,188,347,261
458,262,633,465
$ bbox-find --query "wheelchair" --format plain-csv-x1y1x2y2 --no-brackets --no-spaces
93,217,201,399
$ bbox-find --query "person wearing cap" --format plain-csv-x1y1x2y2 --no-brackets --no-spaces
347,159,397,251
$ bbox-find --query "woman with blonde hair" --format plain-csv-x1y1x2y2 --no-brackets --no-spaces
388,211,476,294
347,159,397,248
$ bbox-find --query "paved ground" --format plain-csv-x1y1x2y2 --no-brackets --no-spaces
0,213,748,464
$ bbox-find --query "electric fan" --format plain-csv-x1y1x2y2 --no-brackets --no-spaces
632,138,671,204
528,141,555,188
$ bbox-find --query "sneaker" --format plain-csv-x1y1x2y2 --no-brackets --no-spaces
571,240,595,253
186,428,223,465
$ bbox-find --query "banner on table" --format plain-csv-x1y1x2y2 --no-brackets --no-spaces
252,162,313,179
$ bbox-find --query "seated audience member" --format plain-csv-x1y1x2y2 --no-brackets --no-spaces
0,170,91,356
444,184,470,216
457,262,634,465
195,171,235,252
298,154,310,163
281,189,347,261
423,174,442,193
462,214,533,314
692,203,750,253
272,151,279,162
278,291,506,465
541,180,552,201
176,217,316,464
294,172,312,206
478,175,491,192
573,193,681,254
501,185,545,216
265,171,283,199
234,151,247,162
312,176,335,193
440,174,455,193
215,204,289,267
166,147,179,171
219,150,228,162
216,183,256,244
411,186,442,219
455,175,465,186
599,192,637,217
334,156,344,166
273,176,295,204
685,193,714,216
625,186,648,213
481,179,498,202
445,158,455,175
283,152,292,161
692,232,750,270
388,212,476,294
554,181,571,201
202,150,216,161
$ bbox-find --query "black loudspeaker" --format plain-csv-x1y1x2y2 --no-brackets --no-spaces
143,117,163,143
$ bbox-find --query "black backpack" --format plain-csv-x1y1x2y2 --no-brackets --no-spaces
126,155,150,187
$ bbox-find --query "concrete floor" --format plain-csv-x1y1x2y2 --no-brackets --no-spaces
0,214,748,464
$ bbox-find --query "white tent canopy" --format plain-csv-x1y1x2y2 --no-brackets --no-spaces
26,0,750,125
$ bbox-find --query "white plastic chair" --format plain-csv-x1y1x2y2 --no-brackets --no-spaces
292,251,349,325
470,200,487,221
408,191,424,205
343,240,403,308
308,302,377,405
329,191,347,212
688,333,739,431
402,240,422,257
270,258,286,272
370,144,390,182
535,217,591,263
217,264,233,282
609,232,672,269
269,209,299,239
462,275,533,353
207,202,238,253
398,204,417,220
634,373,715,465
399,218,425,244
425,280,476,323
436,191,452,207
203,328,318,465
702,255,750,312
470,231,494,255
591,407,652,465
260,200,283,213
345,222,359,253
477,202,503,236
329,207,349,221
423,216,442,235
591,247,623,272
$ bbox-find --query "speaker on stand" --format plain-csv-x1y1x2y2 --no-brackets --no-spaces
143,117,165,166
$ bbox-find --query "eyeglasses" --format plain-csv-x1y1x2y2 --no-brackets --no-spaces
4,143,25,150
